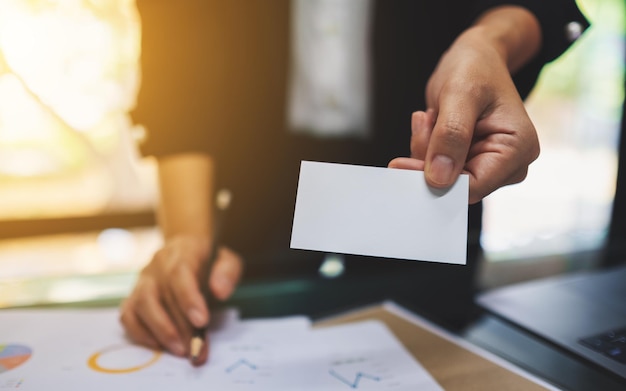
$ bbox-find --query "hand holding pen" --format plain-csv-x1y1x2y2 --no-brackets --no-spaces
120,188,243,366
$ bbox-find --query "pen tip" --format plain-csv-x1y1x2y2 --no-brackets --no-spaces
190,336,204,362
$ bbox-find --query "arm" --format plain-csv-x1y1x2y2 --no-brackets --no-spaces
389,4,585,203
120,153,243,365
469,5,541,74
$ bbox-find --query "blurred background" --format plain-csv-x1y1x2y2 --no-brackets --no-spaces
0,0,624,308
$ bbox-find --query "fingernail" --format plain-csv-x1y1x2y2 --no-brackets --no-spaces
425,108,436,127
214,276,234,299
412,112,424,134
415,115,424,134
170,341,186,356
429,155,454,185
188,308,205,327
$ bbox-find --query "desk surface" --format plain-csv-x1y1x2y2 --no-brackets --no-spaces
5,271,626,390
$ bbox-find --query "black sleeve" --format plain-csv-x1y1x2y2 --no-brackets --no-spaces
131,0,231,158
470,0,590,98
473,0,590,63
132,0,290,160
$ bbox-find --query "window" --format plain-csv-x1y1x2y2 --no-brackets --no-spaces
0,0,156,221
0,0,160,307
480,0,626,286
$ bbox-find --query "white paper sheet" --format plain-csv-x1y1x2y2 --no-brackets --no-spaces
291,161,468,264
0,308,442,390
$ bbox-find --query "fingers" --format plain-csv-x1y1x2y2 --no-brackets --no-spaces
410,109,436,160
387,157,425,171
387,109,433,172
121,278,187,357
163,288,194,349
209,247,244,301
393,99,538,205
388,102,478,188
464,152,529,204
169,262,209,329
463,117,539,203
119,300,160,350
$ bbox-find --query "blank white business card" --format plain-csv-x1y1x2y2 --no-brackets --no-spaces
290,161,468,264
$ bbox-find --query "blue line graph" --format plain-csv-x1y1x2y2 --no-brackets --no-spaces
329,369,381,389
225,358,258,374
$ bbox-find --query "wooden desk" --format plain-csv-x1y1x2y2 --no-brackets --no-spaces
316,302,553,391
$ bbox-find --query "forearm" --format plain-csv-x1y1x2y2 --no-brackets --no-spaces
156,153,215,248
466,5,542,74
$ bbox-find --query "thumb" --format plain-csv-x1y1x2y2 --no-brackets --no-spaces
209,247,244,301
424,99,478,188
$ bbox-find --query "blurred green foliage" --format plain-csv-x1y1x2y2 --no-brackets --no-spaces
535,0,625,119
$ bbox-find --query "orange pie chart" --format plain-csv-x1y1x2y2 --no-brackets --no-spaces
0,344,32,373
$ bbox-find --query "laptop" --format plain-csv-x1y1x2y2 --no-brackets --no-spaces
476,264,626,379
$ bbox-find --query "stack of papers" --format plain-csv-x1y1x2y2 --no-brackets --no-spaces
0,308,443,390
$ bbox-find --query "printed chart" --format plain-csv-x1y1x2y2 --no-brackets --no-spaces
87,344,162,374
0,309,444,390
0,345,32,374
328,356,384,389
218,341,277,387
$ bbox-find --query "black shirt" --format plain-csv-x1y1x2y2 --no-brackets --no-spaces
132,0,589,325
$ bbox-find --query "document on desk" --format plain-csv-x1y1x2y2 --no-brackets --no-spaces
0,308,443,390
291,161,468,264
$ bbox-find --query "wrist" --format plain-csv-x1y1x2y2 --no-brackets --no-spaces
164,233,212,259
469,5,541,73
